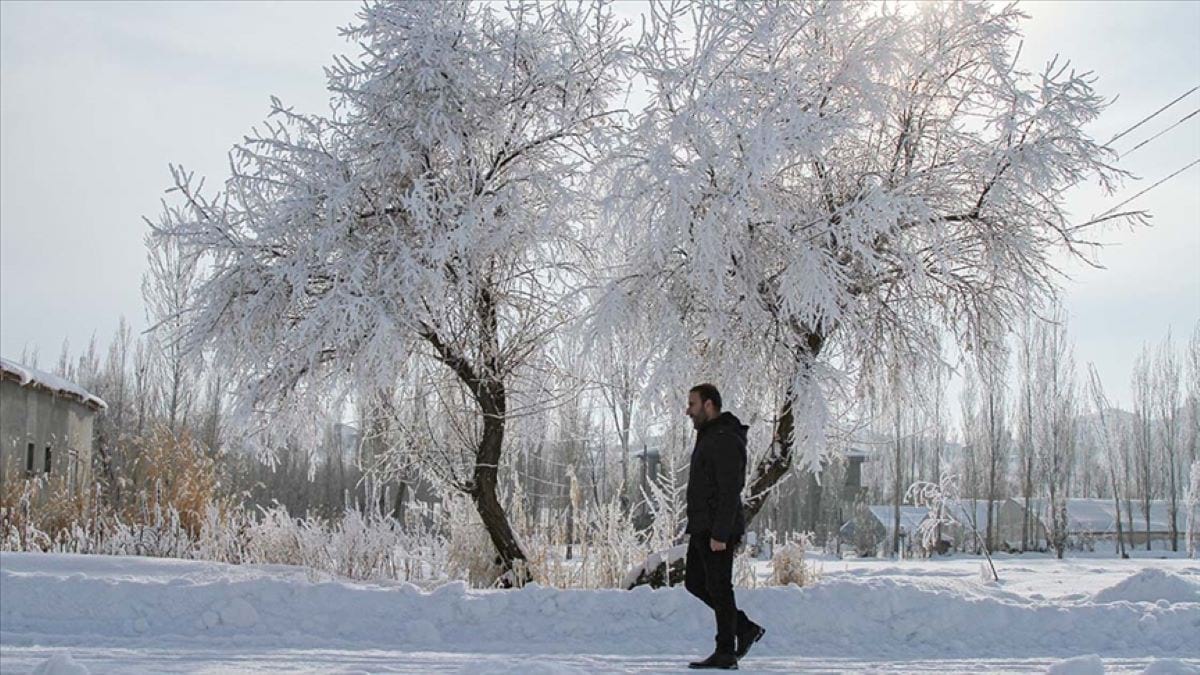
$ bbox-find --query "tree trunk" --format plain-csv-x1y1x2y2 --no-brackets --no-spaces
421,313,530,586
986,392,997,552
470,384,531,586
1125,495,1135,552
892,404,902,558
566,504,575,561
1145,502,1152,552
934,444,943,550
744,395,795,523
743,332,824,525
1111,468,1126,558
1022,453,1033,551
393,480,407,522
1169,463,1179,551
619,388,632,513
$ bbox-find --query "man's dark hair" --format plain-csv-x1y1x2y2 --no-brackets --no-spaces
689,383,722,410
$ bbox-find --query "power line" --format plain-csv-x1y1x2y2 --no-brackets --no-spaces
1120,108,1200,158
1096,157,1200,219
1107,86,1198,146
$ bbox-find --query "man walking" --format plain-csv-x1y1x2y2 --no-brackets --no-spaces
683,383,765,670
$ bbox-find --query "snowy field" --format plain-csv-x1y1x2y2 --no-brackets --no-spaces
2,552,1198,674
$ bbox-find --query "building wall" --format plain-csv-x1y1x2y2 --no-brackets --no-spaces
0,379,95,495
933,499,1032,552
994,499,1033,549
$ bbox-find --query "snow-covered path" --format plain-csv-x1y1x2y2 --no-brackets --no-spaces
1,647,1192,674
2,552,1198,673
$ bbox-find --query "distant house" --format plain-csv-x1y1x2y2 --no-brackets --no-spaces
940,498,1031,552
839,505,932,555
1029,498,1186,550
0,357,106,496
793,446,871,544
841,448,870,505
840,496,1190,556
840,498,1034,555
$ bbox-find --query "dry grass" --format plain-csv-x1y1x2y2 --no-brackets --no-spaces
121,428,228,537
771,533,820,587
1,426,228,553
0,472,91,551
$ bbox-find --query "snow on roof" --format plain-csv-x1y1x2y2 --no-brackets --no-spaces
1063,499,1120,532
1027,498,1183,533
866,505,931,536
941,499,1021,530
0,356,107,410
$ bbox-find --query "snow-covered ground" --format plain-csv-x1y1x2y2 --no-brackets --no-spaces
2,552,1197,674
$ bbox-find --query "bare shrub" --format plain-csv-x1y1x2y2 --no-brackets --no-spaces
771,533,819,587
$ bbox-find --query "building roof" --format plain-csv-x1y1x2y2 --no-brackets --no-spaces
865,505,931,536
1027,498,1184,534
940,498,1021,530
0,357,107,411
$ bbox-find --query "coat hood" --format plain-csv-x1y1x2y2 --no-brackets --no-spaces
702,411,749,442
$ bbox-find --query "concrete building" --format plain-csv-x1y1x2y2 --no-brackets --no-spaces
0,357,106,495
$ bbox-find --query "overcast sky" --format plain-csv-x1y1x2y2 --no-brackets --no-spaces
1,1,1197,412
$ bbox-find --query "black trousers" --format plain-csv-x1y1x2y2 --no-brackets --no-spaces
684,532,752,655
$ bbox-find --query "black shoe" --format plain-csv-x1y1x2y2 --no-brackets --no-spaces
688,652,739,670
735,623,765,658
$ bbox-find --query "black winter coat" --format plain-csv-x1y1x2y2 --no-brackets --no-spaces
685,411,748,544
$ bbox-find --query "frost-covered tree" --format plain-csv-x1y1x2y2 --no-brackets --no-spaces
924,351,951,548
955,317,1011,552
1153,331,1183,550
1186,323,1200,467
1087,362,1128,557
143,234,200,435
958,363,984,549
593,0,1139,522
1131,346,1156,549
1035,305,1076,559
1015,311,1042,550
590,324,658,512
148,0,628,582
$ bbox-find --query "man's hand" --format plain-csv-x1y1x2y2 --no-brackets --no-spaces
710,538,726,552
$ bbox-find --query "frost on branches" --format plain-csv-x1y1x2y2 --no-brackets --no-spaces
593,1,1141,521
908,474,998,580
148,1,628,583
907,474,960,557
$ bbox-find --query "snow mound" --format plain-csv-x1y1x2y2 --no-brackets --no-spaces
32,653,90,675
3,553,1199,660
1047,655,1104,674
1092,569,1200,604
218,597,259,628
1142,659,1200,675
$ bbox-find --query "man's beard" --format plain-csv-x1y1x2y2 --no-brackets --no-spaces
689,412,704,429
